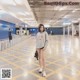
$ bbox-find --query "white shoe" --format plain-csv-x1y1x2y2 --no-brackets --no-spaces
42,71,46,77
39,68,43,73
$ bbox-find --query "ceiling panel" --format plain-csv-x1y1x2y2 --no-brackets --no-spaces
0,0,38,27
0,0,80,27
28,0,80,27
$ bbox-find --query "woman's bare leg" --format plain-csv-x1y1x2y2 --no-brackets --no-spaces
37,49,43,68
41,49,45,70
41,49,46,77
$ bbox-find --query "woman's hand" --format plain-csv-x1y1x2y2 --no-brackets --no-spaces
42,46,46,51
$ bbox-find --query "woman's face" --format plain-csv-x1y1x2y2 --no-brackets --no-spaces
40,26,44,32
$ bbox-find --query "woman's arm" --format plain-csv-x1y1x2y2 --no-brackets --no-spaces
44,32,48,48
36,32,39,41
45,32,48,42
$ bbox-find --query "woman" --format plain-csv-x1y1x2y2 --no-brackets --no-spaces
36,24,48,77
8,28,12,42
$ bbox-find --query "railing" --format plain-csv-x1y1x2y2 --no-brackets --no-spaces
0,35,28,51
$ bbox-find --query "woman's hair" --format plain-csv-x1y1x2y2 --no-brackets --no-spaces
38,24,45,32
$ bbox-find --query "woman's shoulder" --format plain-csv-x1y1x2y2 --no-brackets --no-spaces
37,32,40,35
44,31,48,34
37,31,48,35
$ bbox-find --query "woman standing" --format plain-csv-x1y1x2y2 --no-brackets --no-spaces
36,24,48,77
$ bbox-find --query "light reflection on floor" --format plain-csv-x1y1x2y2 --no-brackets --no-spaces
0,35,80,80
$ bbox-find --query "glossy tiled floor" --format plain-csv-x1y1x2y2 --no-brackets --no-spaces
0,35,80,80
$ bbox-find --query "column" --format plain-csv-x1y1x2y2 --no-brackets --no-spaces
68,25,70,36
79,22,80,38
63,26,65,35
20,27,23,36
72,23,74,37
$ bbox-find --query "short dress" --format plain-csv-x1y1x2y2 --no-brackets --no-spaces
36,31,48,49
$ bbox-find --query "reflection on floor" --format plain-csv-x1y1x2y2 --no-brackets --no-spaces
0,35,80,80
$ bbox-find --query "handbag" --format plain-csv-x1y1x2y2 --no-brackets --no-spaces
34,50,38,60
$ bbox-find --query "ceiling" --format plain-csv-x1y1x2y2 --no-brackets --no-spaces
0,0,38,27
28,0,80,27
0,10,23,25
0,0,80,27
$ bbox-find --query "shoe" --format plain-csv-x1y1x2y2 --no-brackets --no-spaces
39,68,43,73
42,71,46,77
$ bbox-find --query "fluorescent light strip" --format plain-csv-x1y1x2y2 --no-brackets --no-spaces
59,7,67,11
18,12,26,16
78,18,80,21
0,10,7,14
72,9,80,13
14,0,23,5
9,12,17,18
25,12,30,15
63,15,70,18
0,0,16,5
24,18,34,20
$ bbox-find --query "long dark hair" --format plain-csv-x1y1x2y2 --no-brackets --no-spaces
38,24,45,32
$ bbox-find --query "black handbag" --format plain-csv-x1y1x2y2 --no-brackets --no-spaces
34,50,38,60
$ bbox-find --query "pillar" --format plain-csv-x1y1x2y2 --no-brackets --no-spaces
72,23,74,37
79,21,80,37
63,26,65,35
68,25,70,36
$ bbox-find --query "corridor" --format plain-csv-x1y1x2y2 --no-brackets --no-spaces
0,35,80,80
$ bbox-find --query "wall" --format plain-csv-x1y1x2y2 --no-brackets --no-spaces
27,27,64,35
27,28,38,34
47,27,63,35
0,20,16,40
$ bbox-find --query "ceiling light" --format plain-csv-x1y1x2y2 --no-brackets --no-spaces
14,0,23,5
24,18,34,20
54,6,60,10
78,18,80,21
63,15,70,18
49,20,53,23
25,12,30,15
44,24,50,27
56,20,60,22
72,9,77,13
0,0,16,5
54,6,67,11
59,7,67,11
0,10,7,14
18,12,30,16
9,12,17,18
18,12,26,16
63,22,71,26
72,9,80,13
20,18,23,21
72,10,76,13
